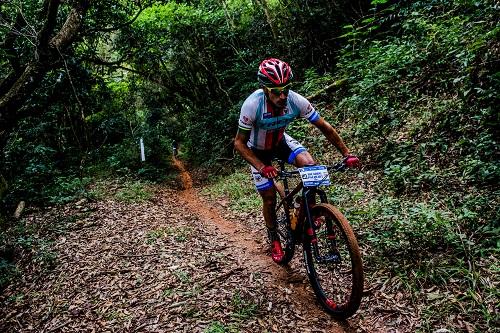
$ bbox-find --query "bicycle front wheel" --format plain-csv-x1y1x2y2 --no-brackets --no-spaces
303,203,363,318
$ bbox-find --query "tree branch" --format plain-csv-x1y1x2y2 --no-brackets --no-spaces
50,0,90,51
0,62,45,136
306,79,347,101
87,4,148,33
112,65,169,89
84,53,129,66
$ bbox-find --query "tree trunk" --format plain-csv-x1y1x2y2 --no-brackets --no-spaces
0,0,90,150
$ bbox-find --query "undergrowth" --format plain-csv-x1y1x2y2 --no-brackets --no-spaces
203,166,498,331
201,171,260,212
203,1,499,330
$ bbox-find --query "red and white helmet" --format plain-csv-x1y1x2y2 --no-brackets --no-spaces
257,58,293,87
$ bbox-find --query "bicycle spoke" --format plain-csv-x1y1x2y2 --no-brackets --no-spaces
273,197,295,265
303,204,363,318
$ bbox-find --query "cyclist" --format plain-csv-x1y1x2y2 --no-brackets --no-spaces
234,58,359,263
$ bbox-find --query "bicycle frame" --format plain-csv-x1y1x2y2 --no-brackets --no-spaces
275,160,331,239
274,159,348,257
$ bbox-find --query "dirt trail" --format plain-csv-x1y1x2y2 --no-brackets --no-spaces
0,158,373,332
172,157,353,332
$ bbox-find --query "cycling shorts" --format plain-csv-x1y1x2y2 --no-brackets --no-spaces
250,133,307,192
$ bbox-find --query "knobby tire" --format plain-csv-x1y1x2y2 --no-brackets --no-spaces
303,203,363,319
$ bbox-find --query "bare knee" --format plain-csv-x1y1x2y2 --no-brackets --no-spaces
294,151,315,167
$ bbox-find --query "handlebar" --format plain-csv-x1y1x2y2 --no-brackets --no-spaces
276,157,349,178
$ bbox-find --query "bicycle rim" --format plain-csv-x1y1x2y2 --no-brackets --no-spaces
303,203,363,318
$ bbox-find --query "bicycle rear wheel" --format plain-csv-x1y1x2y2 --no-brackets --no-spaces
303,203,363,318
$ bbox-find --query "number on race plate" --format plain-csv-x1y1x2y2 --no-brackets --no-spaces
298,165,331,187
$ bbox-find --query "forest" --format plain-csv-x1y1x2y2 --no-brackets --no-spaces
0,0,498,332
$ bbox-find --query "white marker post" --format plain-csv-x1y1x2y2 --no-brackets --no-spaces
140,138,145,161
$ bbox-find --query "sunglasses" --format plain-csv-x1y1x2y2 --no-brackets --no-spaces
266,84,291,96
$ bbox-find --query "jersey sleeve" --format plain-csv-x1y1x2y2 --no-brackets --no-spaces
238,94,257,131
295,93,320,123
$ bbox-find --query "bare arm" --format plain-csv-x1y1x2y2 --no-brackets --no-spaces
312,117,350,157
234,129,266,171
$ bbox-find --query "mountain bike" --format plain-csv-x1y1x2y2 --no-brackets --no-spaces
272,158,363,319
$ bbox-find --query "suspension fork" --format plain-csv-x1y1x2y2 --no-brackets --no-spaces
302,187,328,226
302,188,317,245
302,188,336,260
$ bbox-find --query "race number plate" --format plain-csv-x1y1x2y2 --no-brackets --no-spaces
298,165,330,187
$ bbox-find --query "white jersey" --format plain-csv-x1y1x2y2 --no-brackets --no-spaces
238,89,320,150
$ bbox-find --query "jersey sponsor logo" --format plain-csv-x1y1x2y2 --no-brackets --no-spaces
240,115,252,126
263,112,273,119
259,115,295,130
